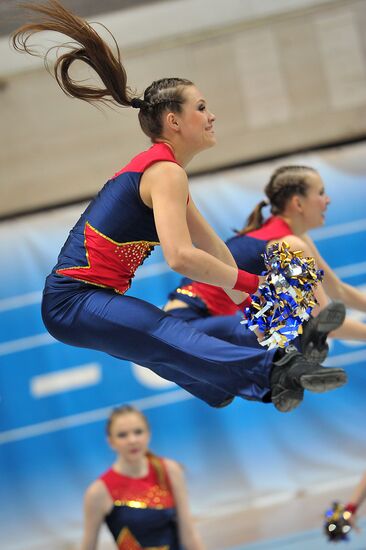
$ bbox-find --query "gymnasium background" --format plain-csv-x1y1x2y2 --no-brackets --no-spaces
1,1,366,549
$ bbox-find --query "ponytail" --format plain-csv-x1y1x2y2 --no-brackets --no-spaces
237,200,268,236
12,0,134,108
237,165,317,235
12,1,194,140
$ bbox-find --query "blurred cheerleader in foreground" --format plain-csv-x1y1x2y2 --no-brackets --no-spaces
81,405,205,550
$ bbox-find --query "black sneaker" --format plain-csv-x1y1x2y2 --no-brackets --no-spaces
270,345,347,413
301,301,346,364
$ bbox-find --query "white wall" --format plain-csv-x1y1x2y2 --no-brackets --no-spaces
1,0,366,217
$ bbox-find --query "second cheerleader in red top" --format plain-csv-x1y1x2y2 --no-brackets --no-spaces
165,165,366,358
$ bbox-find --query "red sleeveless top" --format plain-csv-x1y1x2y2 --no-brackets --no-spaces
100,455,179,550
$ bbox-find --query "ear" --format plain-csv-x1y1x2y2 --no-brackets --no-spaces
290,194,303,213
166,112,180,132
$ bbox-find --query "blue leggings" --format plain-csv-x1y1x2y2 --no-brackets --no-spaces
169,307,263,347
169,304,302,352
42,275,274,407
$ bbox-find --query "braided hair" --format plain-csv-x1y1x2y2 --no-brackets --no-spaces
238,165,317,235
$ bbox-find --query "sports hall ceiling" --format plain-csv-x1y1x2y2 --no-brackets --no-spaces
0,0,166,37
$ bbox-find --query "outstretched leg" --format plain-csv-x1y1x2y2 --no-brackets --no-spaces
42,286,347,411
42,288,274,406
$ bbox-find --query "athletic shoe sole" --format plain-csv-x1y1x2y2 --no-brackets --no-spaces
272,392,303,413
300,369,347,393
302,301,346,363
311,301,346,335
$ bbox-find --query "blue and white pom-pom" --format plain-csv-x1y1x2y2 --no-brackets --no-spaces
242,241,324,350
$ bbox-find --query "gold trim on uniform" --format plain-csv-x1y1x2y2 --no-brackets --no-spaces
56,221,159,293
175,285,197,298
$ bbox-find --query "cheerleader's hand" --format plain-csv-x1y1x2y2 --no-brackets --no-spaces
345,503,361,532
252,275,266,300
257,274,266,288
253,327,265,342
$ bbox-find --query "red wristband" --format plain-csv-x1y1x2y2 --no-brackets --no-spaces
233,270,259,294
345,502,358,514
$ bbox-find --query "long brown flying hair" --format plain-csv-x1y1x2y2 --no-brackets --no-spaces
12,1,193,140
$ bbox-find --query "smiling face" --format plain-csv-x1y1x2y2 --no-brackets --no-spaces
108,411,150,464
173,85,216,153
298,171,330,229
